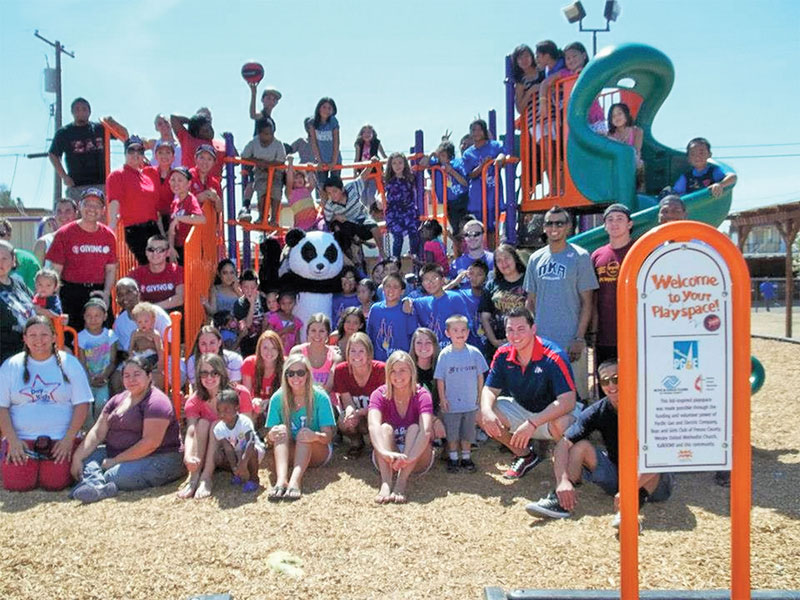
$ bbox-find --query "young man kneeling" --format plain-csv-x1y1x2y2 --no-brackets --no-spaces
525,359,674,529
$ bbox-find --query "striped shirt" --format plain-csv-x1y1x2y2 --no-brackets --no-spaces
323,178,369,224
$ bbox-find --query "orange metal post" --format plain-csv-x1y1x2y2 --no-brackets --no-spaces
617,222,751,599
169,311,182,418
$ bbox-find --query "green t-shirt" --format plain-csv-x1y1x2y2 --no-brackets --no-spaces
13,249,41,292
266,387,335,439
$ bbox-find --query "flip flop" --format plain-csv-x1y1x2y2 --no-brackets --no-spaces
283,487,302,501
268,485,286,501
390,492,407,504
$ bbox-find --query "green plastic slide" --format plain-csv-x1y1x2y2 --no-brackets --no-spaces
565,43,735,253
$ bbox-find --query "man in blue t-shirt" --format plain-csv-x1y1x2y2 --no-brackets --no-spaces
479,307,578,480
403,263,473,350
525,359,674,528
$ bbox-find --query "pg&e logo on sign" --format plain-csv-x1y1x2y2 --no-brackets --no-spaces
673,341,699,370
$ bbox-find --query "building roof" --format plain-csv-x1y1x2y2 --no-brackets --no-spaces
728,201,800,227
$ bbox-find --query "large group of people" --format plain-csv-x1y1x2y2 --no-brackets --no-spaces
1,38,737,529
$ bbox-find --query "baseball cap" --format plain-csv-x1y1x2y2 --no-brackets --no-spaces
80,188,106,204
195,144,217,160
124,136,145,151
168,166,192,181
603,203,631,220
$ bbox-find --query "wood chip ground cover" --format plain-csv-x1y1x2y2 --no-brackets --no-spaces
1,339,797,599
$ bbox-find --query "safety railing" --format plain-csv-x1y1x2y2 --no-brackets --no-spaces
517,74,644,213
53,315,79,354
182,201,219,348
54,311,183,418
424,164,451,245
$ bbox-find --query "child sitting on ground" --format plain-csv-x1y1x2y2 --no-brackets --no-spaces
129,302,164,390
213,388,266,493
77,297,118,427
32,268,63,319
434,315,489,473
266,290,303,354
240,118,287,225
672,137,737,198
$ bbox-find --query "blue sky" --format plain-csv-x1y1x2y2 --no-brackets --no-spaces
1,0,798,213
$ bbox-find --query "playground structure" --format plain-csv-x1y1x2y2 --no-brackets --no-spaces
88,42,745,406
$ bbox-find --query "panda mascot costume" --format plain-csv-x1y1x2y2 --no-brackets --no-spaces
262,229,343,343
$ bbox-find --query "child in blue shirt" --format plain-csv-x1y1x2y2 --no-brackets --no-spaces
673,137,736,197
403,263,473,349
367,273,417,361
446,259,490,355
331,265,360,325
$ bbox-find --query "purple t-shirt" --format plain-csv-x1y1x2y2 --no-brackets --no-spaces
368,384,432,430
102,387,182,458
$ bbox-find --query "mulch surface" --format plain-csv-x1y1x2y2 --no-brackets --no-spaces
1,338,798,599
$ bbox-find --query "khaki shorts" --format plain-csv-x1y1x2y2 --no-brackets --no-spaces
495,397,583,441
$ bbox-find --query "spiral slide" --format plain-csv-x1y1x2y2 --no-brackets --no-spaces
563,43,735,253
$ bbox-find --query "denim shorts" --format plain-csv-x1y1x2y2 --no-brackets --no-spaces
583,447,619,496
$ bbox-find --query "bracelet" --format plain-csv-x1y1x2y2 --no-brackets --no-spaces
528,418,538,429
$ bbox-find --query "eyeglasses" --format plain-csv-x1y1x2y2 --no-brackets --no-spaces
286,369,308,378
199,370,221,379
146,246,168,253
464,231,483,238
599,374,618,386
544,220,568,228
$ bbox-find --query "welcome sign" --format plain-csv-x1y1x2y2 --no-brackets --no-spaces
635,241,733,472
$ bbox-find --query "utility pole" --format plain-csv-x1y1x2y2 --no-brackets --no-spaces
34,30,75,205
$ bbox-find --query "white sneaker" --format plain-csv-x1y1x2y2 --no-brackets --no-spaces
611,511,643,532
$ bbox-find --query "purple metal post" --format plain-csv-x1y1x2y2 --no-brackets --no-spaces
241,171,251,269
414,130,425,216
503,55,518,244
223,132,237,259
488,109,497,140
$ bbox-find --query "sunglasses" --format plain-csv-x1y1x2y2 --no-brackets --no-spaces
199,370,221,378
286,368,308,378
599,374,619,386
544,220,568,228
464,231,483,238
146,246,168,253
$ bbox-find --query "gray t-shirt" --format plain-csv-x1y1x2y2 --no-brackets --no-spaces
433,343,488,414
523,242,598,349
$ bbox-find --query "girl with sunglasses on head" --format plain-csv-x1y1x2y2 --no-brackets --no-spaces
178,353,253,499
265,355,336,501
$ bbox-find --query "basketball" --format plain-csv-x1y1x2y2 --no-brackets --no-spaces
241,61,264,84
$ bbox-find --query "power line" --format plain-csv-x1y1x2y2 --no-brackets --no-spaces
715,142,800,149
716,153,800,159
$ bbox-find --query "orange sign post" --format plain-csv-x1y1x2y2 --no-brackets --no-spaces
617,222,751,599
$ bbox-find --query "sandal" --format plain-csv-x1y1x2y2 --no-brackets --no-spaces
283,487,302,501
390,492,407,504
268,485,286,501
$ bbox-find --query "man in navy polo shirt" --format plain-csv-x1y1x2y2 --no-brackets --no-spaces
479,306,578,479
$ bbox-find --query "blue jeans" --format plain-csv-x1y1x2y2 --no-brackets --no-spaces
81,447,186,492
391,229,419,258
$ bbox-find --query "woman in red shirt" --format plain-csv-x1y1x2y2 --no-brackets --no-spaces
333,332,385,457
106,136,161,265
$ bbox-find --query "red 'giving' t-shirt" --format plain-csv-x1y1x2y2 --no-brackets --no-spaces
45,221,117,284
129,263,184,303
105,164,159,226
189,167,223,202
333,361,386,409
